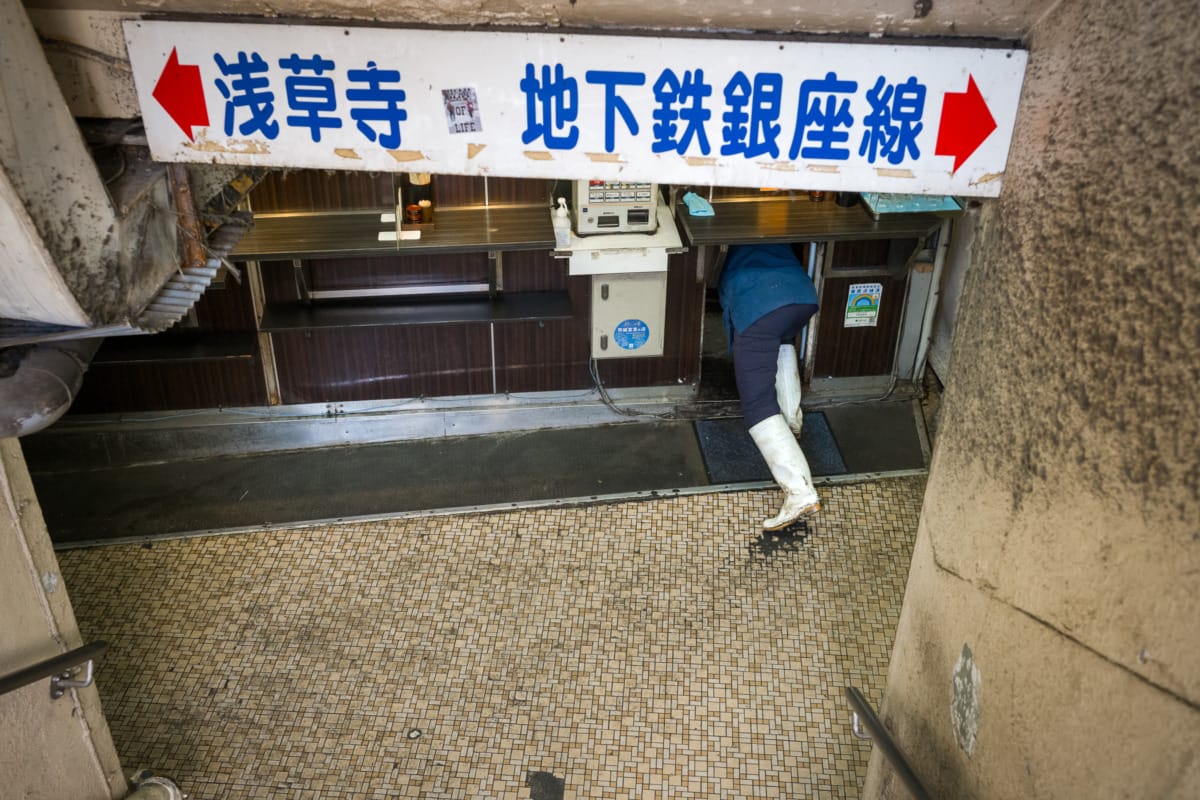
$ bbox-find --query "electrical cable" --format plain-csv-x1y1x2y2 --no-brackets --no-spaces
101,147,126,186
587,358,699,421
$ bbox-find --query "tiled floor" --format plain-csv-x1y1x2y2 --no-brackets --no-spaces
60,477,925,800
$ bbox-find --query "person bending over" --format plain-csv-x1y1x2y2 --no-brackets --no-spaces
718,243,821,530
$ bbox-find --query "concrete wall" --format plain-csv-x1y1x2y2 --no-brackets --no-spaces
926,208,976,383
866,0,1200,797
1,0,181,327
24,0,1050,40
0,439,126,800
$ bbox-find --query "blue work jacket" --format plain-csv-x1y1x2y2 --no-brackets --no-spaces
718,244,819,342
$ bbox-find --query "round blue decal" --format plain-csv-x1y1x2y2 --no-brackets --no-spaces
613,319,650,350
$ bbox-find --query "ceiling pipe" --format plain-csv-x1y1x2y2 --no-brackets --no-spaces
0,339,100,438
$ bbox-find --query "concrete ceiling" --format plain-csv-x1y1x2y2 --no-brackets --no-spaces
24,0,1053,122
26,0,1051,40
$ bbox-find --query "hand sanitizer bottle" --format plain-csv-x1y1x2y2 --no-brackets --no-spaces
553,197,572,249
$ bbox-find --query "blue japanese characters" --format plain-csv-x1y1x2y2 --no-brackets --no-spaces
211,50,926,167
215,52,408,147
520,64,926,165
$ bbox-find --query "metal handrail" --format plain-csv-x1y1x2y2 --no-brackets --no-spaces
845,685,931,800
0,641,108,700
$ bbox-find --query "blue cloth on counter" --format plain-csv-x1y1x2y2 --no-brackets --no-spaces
681,191,714,216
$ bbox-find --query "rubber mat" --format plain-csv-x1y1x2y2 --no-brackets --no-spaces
822,402,927,473
33,421,710,545
31,403,924,547
694,412,848,484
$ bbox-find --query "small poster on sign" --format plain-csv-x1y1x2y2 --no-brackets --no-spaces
844,283,883,328
442,87,482,133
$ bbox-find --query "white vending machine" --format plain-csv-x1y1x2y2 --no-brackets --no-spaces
571,179,659,235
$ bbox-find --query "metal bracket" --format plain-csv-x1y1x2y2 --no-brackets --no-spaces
50,659,95,700
844,685,930,800
703,244,729,287
851,711,872,740
0,641,108,701
488,251,503,297
292,259,310,304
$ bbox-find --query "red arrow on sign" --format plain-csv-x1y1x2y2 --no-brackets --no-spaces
935,75,997,173
152,47,209,142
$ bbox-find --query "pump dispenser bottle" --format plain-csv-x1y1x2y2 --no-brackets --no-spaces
553,197,572,248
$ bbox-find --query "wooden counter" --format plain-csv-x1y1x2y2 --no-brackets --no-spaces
676,196,947,246
231,204,556,260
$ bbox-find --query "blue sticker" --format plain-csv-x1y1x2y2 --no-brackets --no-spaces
613,319,650,350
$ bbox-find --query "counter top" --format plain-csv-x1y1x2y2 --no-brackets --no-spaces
231,197,947,261
231,204,557,260
676,196,947,246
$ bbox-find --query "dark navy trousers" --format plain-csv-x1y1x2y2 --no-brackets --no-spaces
732,303,819,428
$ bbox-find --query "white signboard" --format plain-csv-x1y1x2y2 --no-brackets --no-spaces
124,21,1027,196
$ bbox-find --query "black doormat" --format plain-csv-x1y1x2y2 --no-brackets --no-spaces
822,402,927,473
694,412,848,484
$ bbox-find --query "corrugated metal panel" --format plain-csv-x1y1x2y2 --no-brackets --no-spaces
0,211,254,345
134,212,253,332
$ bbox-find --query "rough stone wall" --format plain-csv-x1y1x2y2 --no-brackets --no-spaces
866,0,1200,797
23,0,1051,39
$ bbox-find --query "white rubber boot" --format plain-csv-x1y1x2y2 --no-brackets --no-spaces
776,344,803,436
748,414,821,530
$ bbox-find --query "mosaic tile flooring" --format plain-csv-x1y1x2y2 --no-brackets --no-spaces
59,477,925,800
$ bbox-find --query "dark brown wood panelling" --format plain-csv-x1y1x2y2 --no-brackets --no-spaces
434,175,552,208
305,253,490,291
498,249,569,292
251,170,394,212
72,357,267,413
271,324,494,404
75,173,722,413
261,254,493,300
830,237,919,272
812,273,907,378
487,176,552,206
499,244,707,394
707,187,858,207
831,238,891,268
250,170,549,214
69,266,267,414
430,174,485,207
494,317,592,393
191,268,259,331
260,259,301,303
494,255,591,393
709,186,790,200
